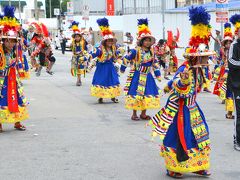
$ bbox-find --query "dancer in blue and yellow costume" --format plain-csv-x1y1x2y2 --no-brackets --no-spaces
70,21,89,86
0,6,29,132
90,18,121,103
121,18,161,121
213,22,234,119
17,32,30,80
149,7,214,178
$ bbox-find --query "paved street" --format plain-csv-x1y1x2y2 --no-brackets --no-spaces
0,50,239,180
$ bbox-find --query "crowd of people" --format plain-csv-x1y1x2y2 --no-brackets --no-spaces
0,5,240,179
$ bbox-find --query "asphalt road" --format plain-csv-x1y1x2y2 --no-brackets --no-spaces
0,50,239,180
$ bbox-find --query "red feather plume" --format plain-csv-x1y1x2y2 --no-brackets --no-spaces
176,28,180,42
167,30,173,47
31,22,42,34
40,23,49,37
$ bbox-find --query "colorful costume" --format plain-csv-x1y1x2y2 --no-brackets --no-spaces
17,37,30,80
31,23,56,76
90,18,121,99
213,23,234,115
121,19,161,111
149,7,213,177
70,21,89,77
202,65,212,91
0,6,28,125
167,29,180,73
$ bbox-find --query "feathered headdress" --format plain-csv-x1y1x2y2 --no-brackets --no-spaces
71,21,81,35
137,18,155,46
40,23,49,37
230,14,240,35
0,6,20,39
30,22,42,34
96,17,116,44
222,22,233,43
167,28,180,47
184,6,215,57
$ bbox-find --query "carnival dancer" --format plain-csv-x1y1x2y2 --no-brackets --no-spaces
228,14,240,151
27,24,35,56
167,29,181,73
202,65,212,93
90,18,121,103
17,30,30,80
91,18,121,103
213,22,234,119
148,7,213,178
155,39,170,80
120,18,161,121
0,6,29,132
29,22,43,70
31,23,56,76
70,21,89,86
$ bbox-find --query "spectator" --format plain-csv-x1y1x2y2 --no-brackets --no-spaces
59,30,67,54
124,32,134,53
227,28,240,151
211,29,222,56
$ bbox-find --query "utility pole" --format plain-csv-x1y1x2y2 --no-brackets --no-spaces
9,0,11,6
18,0,21,23
34,0,39,20
134,0,136,14
59,0,63,30
147,0,150,14
50,0,52,18
121,0,124,15
162,0,166,39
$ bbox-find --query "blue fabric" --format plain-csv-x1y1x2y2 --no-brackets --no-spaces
154,70,161,77
204,66,210,79
163,103,209,150
0,70,23,107
91,48,102,59
167,65,186,89
76,45,83,52
127,71,159,96
226,88,233,98
125,49,137,61
18,61,23,69
120,64,127,72
92,60,120,87
214,64,219,70
23,55,29,71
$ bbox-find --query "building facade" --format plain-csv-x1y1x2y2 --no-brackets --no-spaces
0,0,45,20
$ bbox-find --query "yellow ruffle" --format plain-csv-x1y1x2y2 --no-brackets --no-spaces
91,85,121,98
20,72,31,80
0,106,29,124
71,68,85,76
125,95,160,111
219,88,226,101
161,146,210,173
203,78,210,89
226,98,234,112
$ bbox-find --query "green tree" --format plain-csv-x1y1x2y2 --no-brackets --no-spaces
45,0,60,18
61,0,70,14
